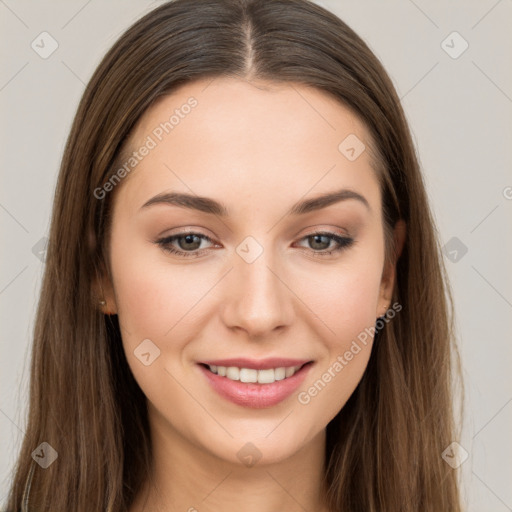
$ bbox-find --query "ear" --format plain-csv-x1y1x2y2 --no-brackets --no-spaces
377,219,406,317
93,260,118,316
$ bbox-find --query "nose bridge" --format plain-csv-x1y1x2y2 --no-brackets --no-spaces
222,237,293,336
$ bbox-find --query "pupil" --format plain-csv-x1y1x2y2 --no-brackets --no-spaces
181,234,200,250
311,235,328,250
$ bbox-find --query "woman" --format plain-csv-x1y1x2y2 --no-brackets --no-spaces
5,0,463,510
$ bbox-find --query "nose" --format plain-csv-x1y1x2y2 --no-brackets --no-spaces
220,248,294,339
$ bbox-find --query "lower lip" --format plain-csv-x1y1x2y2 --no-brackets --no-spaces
198,363,313,408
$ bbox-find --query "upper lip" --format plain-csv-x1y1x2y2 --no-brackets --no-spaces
199,358,312,370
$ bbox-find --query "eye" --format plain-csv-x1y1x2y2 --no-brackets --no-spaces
294,231,354,257
156,232,216,258
155,230,354,259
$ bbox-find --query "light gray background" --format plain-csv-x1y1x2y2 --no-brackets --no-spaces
1,0,511,510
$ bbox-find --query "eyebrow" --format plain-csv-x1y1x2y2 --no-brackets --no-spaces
140,188,371,216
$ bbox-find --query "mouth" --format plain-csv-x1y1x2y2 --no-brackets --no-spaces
197,359,314,408
199,361,310,383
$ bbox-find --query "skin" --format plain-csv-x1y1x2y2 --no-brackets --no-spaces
99,76,405,512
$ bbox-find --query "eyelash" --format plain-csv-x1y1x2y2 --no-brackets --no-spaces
155,231,355,259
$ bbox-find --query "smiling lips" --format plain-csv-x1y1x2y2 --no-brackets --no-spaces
198,357,314,408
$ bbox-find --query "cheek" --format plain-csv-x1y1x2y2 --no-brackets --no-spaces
295,275,379,429
109,244,199,406
298,340,373,432
108,235,195,349
293,249,383,420
113,268,172,339
294,253,384,348
302,267,380,375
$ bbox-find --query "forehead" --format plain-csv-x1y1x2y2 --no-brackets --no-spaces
114,77,381,215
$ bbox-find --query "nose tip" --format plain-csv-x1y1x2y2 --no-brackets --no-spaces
220,256,294,338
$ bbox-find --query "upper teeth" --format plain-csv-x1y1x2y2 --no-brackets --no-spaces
208,365,302,384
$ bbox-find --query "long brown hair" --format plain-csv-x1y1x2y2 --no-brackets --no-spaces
6,0,463,510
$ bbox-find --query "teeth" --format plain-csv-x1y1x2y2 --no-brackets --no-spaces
285,366,295,378
258,368,276,384
207,364,302,383
274,367,286,381
239,368,258,383
226,367,239,380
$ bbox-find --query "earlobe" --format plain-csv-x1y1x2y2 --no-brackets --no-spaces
93,263,118,315
98,297,117,316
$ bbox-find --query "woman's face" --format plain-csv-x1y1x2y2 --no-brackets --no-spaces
102,77,398,466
